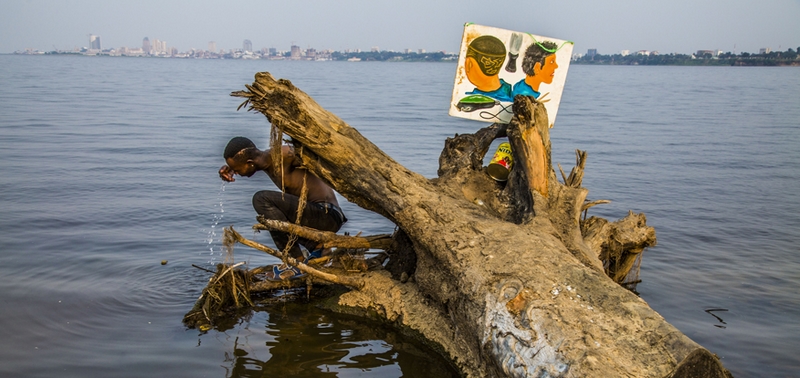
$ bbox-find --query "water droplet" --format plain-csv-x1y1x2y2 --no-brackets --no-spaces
202,181,228,264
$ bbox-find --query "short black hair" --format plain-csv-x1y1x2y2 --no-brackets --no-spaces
521,41,559,76
223,136,256,160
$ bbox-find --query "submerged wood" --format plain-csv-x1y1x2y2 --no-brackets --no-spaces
207,72,732,377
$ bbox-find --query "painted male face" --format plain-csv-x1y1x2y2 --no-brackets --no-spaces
535,54,559,84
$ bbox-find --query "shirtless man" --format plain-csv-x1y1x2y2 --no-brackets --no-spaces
218,136,346,280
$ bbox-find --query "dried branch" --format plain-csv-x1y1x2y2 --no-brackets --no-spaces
225,226,365,289
564,149,587,187
254,216,392,250
582,199,611,212
557,163,568,186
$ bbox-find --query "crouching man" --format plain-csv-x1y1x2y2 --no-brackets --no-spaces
219,137,346,280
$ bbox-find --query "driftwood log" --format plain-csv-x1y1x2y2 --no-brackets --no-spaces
211,72,731,377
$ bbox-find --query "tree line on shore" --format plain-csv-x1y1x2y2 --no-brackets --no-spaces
573,47,800,66
330,50,457,62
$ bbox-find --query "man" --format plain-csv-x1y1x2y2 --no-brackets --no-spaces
512,40,559,99
463,35,514,102
218,136,347,281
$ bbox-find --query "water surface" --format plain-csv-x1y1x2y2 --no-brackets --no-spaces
0,55,798,377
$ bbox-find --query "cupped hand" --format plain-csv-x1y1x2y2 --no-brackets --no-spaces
219,165,235,182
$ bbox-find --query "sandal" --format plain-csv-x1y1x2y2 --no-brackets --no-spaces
307,248,324,260
264,263,306,281
262,248,328,281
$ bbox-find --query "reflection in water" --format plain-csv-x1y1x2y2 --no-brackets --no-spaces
216,302,458,378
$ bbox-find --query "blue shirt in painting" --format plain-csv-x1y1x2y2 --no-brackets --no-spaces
466,79,513,103
511,79,541,99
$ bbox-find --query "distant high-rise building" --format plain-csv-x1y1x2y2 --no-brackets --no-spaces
143,37,151,54
587,48,597,57
620,50,630,56
268,47,277,56
243,39,252,52
418,49,425,54
153,39,167,54
89,34,101,50
759,47,771,54
290,45,302,59
208,41,217,53
371,46,379,52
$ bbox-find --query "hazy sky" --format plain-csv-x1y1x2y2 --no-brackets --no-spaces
2,0,798,54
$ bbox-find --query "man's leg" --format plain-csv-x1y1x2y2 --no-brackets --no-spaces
252,190,305,259
252,191,343,259
296,202,343,256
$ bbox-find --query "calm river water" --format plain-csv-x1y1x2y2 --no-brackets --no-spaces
0,55,798,377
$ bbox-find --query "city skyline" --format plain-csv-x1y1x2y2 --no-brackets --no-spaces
20,32,794,59
2,0,798,55
18,33,449,59
11,31,458,57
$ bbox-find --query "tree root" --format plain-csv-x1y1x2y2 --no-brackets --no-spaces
182,262,254,330
183,223,394,329
227,226,365,289
582,211,657,289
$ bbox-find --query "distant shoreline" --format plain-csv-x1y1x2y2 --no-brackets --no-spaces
8,49,459,63
6,51,799,67
572,49,800,67
572,60,800,67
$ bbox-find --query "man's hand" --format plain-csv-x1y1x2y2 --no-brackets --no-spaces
219,165,235,182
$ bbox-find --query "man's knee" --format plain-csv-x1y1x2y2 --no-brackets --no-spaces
252,190,279,214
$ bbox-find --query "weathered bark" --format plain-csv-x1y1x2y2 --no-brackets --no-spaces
226,72,731,377
583,212,658,286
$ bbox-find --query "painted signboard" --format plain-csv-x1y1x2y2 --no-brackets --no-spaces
449,23,573,127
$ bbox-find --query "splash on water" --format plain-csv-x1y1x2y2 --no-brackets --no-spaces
202,182,226,264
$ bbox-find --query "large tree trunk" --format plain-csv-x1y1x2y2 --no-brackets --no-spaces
227,72,731,378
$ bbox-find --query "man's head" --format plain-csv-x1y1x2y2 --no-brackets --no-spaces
521,41,559,84
224,136,256,159
466,35,507,76
223,136,258,177
464,35,506,90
